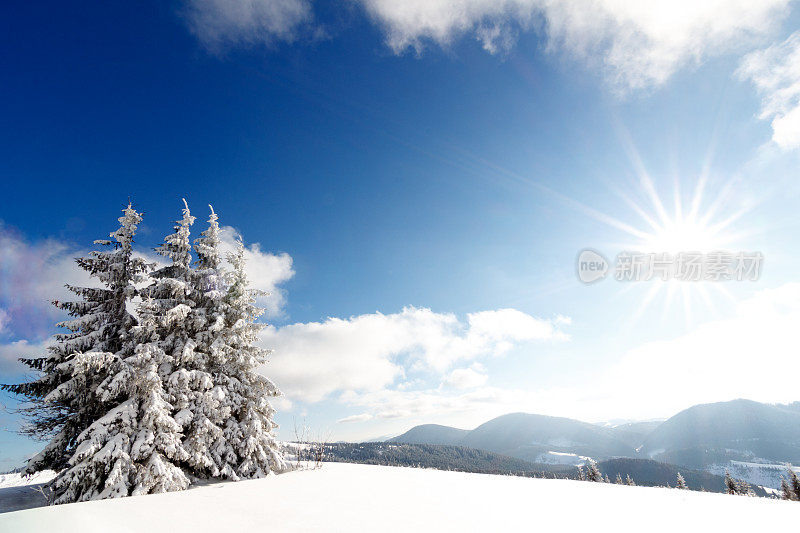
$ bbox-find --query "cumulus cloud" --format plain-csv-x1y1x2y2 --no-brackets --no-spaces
337,413,374,424
259,306,568,403
358,0,791,91
443,364,488,389
0,223,91,340
738,31,800,150
218,226,294,318
0,339,52,376
182,0,313,52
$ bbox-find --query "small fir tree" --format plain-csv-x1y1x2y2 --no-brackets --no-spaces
781,478,794,500
586,459,602,482
788,468,800,501
725,471,737,494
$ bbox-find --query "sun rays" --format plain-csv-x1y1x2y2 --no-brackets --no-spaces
584,150,762,329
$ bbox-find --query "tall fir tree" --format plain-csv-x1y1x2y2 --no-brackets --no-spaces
142,200,225,479
217,240,286,478
2,204,149,474
190,206,236,478
676,472,687,489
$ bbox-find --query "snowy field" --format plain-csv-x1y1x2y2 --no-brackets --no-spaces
1,462,798,532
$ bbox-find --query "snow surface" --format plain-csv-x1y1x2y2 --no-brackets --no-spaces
0,471,56,489
1,463,798,532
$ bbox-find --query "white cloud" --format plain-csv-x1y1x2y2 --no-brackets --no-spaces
0,223,92,339
596,282,800,418
218,226,294,318
182,0,313,52
336,385,575,426
0,339,51,375
176,0,793,92
337,413,374,424
259,306,568,403
443,364,488,389
358,0,791,91
738,31,800,149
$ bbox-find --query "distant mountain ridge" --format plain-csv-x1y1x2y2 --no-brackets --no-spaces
388,424,468,445
387,399,800,469
460,413,633,462
641,399,800,468
391,413,638,462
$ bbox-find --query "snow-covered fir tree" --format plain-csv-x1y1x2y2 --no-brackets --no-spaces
781,468,800,501
724,471,737,494
189,205,236,478
585,459,602,482
142,200,226,480
781,478,793,500
615,473,623,485
724,471,753,496
2,204,150,474
216,240,286,478
676,472,687,489
626,474,636,486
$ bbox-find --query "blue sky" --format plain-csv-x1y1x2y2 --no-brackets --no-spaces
2,1,800,470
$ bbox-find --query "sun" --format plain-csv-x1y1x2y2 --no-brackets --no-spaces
621,172,744,255
639,215,727,254
579,167,758,328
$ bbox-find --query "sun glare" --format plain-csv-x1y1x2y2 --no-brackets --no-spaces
573,150,760,328
640,218,724,254
612,171,756,327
